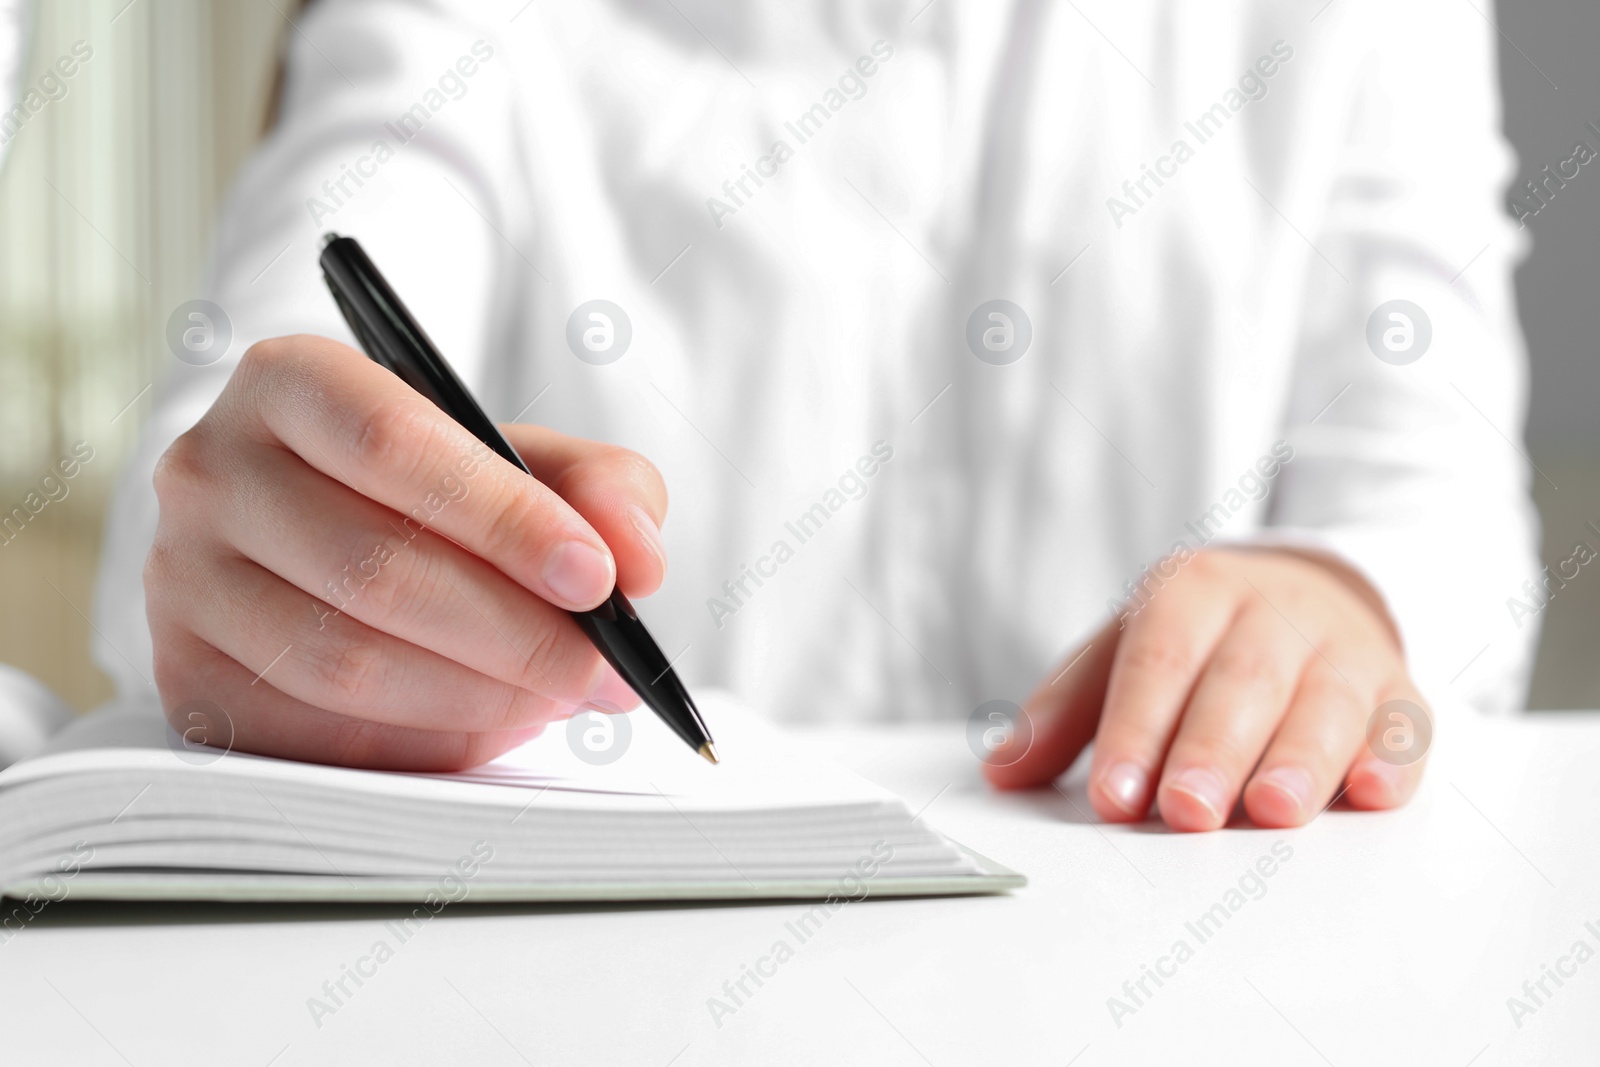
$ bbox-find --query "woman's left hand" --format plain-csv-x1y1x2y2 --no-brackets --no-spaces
984,548,1430,831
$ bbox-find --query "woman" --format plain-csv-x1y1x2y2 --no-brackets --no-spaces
95,0,1538,831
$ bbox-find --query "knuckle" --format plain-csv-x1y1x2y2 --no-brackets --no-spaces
513,616,581,696
456,729,523,769
329,715,389,767
1120,640,1196,679
236,337,282,377
1209,648,1282,690
352,396,442,482
609,448,667,501
150,637,191,704
481,488,545,561
1185,550,1229,582
234,336,299,396
142,539,171,593
317,635,388,710
1177,734,1253,774
151,429,209,505
243,335,294,364
487,685,544,733
1269,738,1335,772
144,535,203,609
339,533,424,624
555,446,667,510
1272,583,1314,617
1301,664,1356,707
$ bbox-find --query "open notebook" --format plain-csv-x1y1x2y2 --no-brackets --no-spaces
0,694,1022,903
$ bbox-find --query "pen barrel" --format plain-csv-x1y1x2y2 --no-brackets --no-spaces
319,232,714,759
576,590,713,752
318,234,530,475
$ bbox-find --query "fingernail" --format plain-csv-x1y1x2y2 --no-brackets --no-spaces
1100,762,1148,815
1256,766,1313,817
1351,759,1405,802
542,541,615,607
627,504,667,577
1167,767,1229,823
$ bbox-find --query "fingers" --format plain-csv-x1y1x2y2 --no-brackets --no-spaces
152,629,545,771
1241,659,1369,827
983,620,1120,791
1343,682,1432,811
1085,568,1240,821
160,551,571,734
1007,548,1434,834
503,423,669,598
201,441,606,704
1155,602,1314,831
230,336,617,611
145,333,666,769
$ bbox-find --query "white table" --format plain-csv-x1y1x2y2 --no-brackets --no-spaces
4,711,1597,1066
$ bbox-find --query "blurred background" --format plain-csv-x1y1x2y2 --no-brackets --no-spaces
0,1,1595,712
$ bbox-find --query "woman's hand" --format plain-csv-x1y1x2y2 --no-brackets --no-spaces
145,335,669,770
984,548,1429,831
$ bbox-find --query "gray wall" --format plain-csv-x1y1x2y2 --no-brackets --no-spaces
1498,0,1600,706
1502,0,1600,455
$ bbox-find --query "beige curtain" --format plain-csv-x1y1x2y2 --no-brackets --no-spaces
0,0,282,708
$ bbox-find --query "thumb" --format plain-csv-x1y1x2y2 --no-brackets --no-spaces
983,620,1120,791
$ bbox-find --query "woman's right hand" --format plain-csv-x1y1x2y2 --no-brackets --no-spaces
145,335,670,770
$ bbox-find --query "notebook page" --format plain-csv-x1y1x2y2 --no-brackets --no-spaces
0,693,904,818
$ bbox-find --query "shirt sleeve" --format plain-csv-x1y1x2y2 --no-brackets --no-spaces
90,0,523,701
1260,0,1541,714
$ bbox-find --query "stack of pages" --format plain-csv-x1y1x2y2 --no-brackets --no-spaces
0,693,1022,902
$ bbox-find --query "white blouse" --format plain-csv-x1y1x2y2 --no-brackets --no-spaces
95,0,1540,725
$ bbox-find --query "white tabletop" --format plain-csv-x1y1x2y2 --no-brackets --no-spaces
4,710,1597,1066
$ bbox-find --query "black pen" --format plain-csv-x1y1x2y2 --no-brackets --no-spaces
318,232,718,764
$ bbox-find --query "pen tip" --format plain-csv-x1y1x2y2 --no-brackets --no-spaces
698,742,719,765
